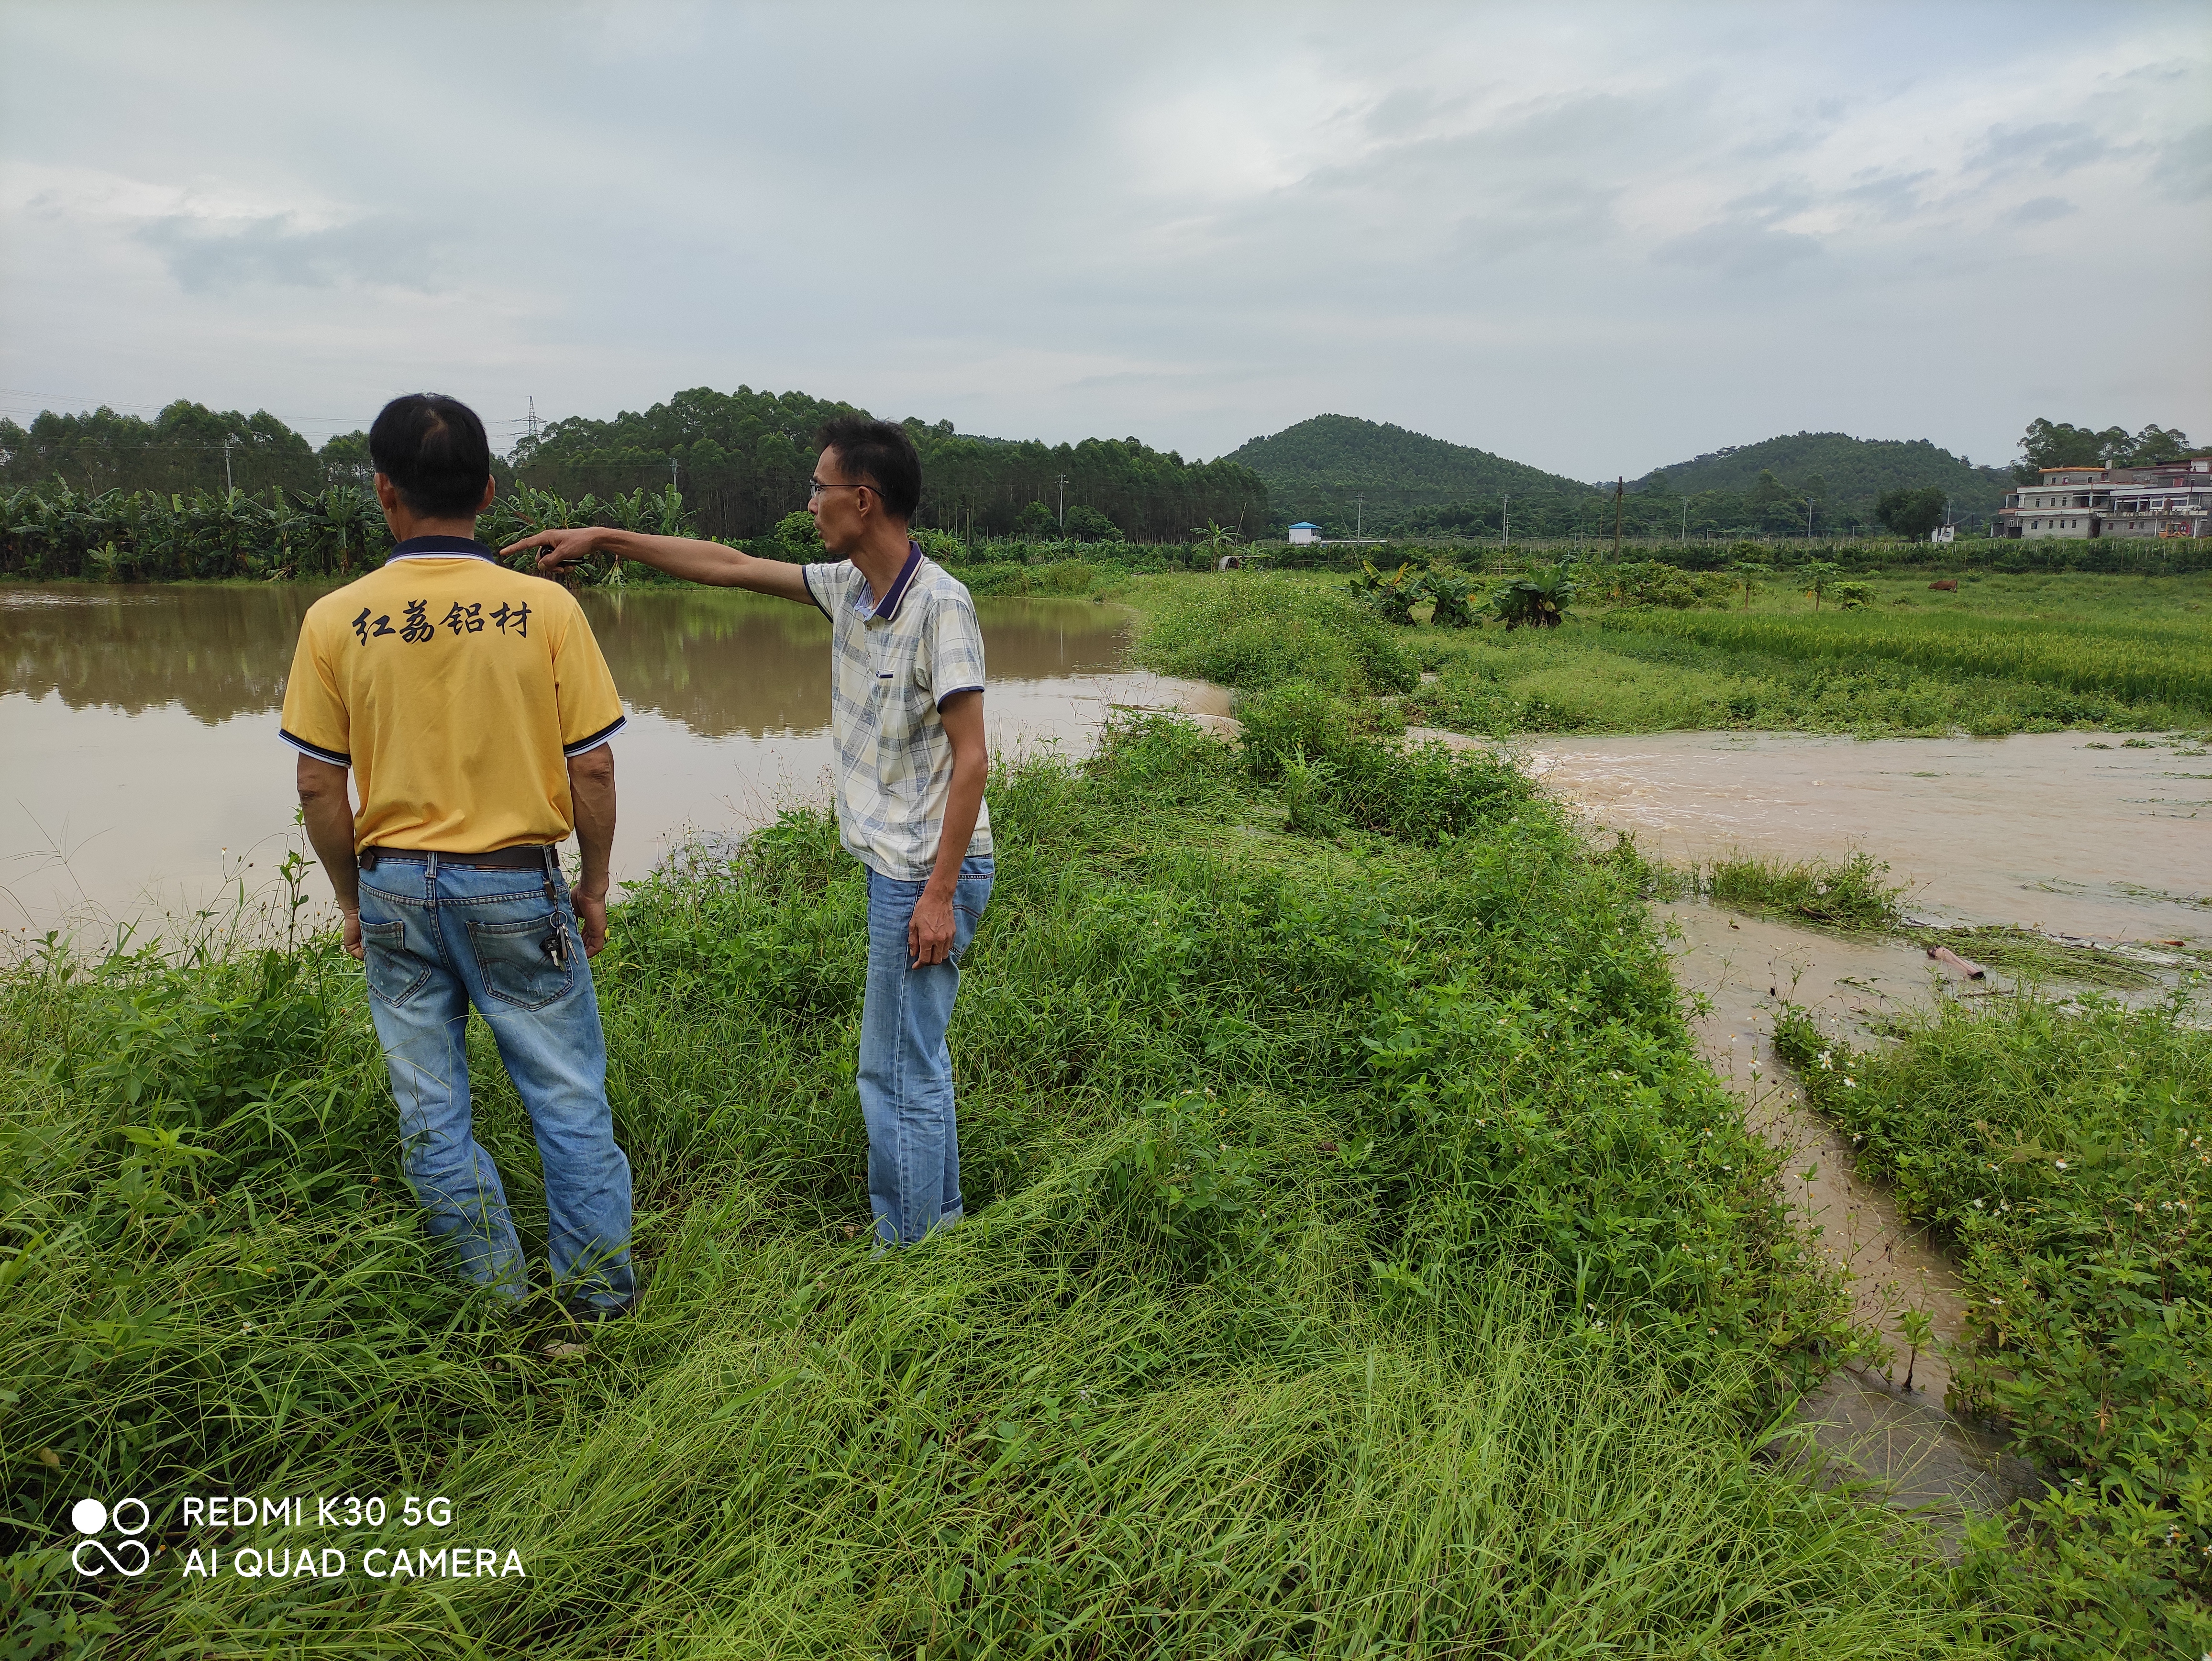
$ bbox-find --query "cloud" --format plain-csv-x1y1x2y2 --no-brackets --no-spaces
1837,169,1936,224
1653,219,1824,279
1970,121,2112,177
0,2,2204,479
2004,194,2076,225
2151,122,2212,199
133,211,441,295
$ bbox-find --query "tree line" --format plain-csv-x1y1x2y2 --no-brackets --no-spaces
0,481,691,584
0,390,1269,546
515,385,1268,542
0,400,425,499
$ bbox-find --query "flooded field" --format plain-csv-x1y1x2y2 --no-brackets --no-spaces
1525,729,2209,946
0,583,1226,939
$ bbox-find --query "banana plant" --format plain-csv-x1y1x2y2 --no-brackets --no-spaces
1487,565,1578,630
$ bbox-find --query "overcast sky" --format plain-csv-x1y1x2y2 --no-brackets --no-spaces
2,1,2206,478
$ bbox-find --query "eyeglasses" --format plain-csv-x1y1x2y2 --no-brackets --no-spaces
807,477,874,500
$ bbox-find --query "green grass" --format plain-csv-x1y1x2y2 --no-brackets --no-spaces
1,720,2008,1657
1775,994,2212,1657
1698,852,1905,930
1597,608,2212,710
1115,567,2212,738
1124,572,1417,695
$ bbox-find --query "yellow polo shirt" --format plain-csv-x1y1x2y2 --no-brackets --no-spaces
279,540,626,853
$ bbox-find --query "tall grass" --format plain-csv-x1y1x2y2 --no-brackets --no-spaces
1405,627,2199,737
1126,572,1418,695
0,720,1998,1655
1700,851,1904,929
1598,608,2212,711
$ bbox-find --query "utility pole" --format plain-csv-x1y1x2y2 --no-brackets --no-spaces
1681,496,1689,540
525,397,541,447
1054,474,1069,532
1353,493,1364,537
668,457,680,490
1806,497,1815,540
1502,494,1510,550
1611,476,1625,561
222,435,237,494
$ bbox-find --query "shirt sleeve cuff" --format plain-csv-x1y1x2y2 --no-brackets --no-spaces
801,564,831,620
280,727,350,766
934,683,984,710
563,715,628,757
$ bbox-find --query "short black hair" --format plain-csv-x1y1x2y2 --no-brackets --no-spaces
369,394,493,518
815,415,921,520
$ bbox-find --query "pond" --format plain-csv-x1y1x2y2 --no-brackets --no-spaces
0,582,1226,942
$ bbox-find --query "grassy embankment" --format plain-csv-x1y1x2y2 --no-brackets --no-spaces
1122,566,2212,738
7,713,2005,1656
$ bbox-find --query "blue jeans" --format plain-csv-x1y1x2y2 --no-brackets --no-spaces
861,856,994,1247
356,854,634,1311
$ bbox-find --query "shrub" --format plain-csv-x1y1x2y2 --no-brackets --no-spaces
1833,579,1877,610
1604,562,1734,610
1235,682,1535,844
1133,575,1416,694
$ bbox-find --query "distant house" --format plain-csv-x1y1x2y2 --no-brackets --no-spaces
1995,457,2212,539
1286,522,1321,545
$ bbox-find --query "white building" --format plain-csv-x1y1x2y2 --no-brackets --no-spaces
1287,521,1321,545
1996,457,2212,539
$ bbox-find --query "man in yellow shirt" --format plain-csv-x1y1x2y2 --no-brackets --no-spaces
282,393,635,1319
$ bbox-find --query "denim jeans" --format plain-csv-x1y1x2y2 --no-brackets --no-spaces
356,854,634,1311
861,855,994,1247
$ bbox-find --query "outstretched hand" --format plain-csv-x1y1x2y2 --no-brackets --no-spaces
500,527,604,576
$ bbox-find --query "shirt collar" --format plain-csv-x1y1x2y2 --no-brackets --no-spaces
387,535,498,564
852,541,925,621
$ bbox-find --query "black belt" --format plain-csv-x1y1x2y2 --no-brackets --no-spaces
360,845,559,872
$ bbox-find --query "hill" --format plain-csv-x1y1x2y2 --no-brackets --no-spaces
1635,432,2012,522
1225,415,1587,534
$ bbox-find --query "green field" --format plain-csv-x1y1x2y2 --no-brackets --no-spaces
1125,569,2212,738
10,720,2027,1657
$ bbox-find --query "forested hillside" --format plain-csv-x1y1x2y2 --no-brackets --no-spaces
518,387,1266,541
1229,417,2034,537
1635,433,2011,522
1225,415,1585,534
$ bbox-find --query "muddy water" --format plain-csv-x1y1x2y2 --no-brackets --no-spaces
0,583,1227,940
1524,730,2210,946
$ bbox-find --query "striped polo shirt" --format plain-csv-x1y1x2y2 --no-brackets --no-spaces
802,543,992,880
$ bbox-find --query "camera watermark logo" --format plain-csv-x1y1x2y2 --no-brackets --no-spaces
72,1498,151,1577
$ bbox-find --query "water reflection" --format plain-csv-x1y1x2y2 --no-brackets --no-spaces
0,581,1217,937
2,582,1140,735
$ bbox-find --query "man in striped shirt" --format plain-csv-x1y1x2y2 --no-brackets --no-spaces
509,417,992,1250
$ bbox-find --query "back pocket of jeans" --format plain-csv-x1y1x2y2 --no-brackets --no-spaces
362,919,431,1007
464,911,575,1011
